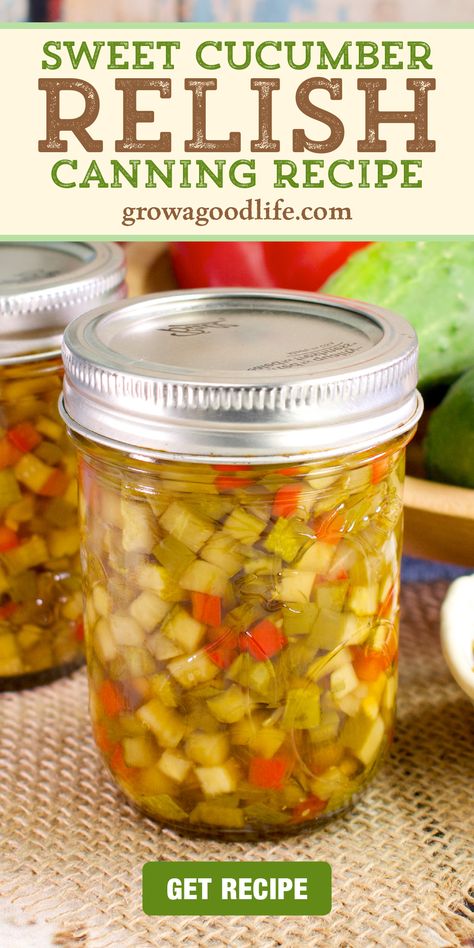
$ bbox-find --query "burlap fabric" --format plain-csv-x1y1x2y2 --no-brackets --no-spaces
0,581,473,948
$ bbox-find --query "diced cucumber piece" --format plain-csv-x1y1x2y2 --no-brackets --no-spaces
140,793,188,822
122,734,158,768
342,712,385,767
207,685,250,723
160,501,214,553
311,609,360,650
179,559,228,597
121,646,156,678
148,632,183,662
296,541,335,574
248,727,285,759
94,618,117,664
330,663,359,699
310,765,350,801
48,528,80,558
121,500,157,553
348,584,379,617
129,590,170,632
223,508,265,544
244,804,289,826
336,692,363,717
307,647,353,682
162,606,205,653
243,555,281,576
149,673,179,707
110,614,145,647
230,712,265,746
189,495,232,522
153,534,196,577
283,603,319,637
306,472,339,491
343,465,372,492
264,518,306,563
92,584,109,618
2,535,48,575
137,698,186,748
195,760,238,796
361,694,380,721
227,653,279,704
278,569,315,603
282,685,320,729
349,553,383,586
136,563,184,602
158,750,192,783
308,710,340,744
185,731,230,766
14,454,51,494
168,651,219,689
382,674,397,714
315,581,349,612
190,802,244,828
201,532,244,577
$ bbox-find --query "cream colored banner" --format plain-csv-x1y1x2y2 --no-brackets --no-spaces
0,25,472,237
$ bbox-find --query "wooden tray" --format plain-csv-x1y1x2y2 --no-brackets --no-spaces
124,242,474,568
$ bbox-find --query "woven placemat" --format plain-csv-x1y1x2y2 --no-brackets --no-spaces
0,581,473,948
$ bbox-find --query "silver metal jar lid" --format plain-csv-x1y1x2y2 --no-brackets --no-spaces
61,288,423,464
0,242,126,363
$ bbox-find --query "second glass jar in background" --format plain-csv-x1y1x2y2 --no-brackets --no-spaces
61,289,423,837
0,242,125,689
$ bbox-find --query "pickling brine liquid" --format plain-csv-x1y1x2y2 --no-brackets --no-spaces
76,435,406,837
0,358,82,688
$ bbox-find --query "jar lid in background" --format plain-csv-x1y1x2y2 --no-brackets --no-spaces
0,242,126,362
61,288,423,464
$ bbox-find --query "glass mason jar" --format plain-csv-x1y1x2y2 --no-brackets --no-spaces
0,242,125,690
61,289,422,837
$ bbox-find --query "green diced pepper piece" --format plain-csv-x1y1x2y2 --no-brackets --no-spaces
140,794,189,822
153,534,196,577
9,569,37,602
283,603,319,636
264,517,306,563
244,803,289,826
190,802,244,828
0,469,21,513
315,582,349,612
283,685,320,729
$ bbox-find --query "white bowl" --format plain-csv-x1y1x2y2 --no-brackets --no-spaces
440,575,474,701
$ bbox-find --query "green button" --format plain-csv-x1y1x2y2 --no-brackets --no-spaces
143,861,331,916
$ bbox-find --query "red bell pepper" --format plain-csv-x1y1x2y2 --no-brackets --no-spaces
171,241,370,293
192,591,222,627
109,744,136,782
0,438,21,469
272,484,302,519
371,454,392,485
248,755,290,790
38,468,69,497
206,628,239,669
0,525,20,552
93,722,114,755
7,421,42,453
314,509,345,544
292,795,327,823
98,680,126,717
240,619,287,661
0,601,18,620
215,473,253,491
351,632,397,682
